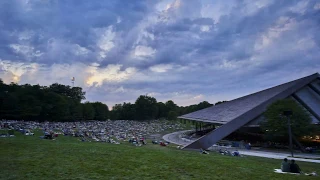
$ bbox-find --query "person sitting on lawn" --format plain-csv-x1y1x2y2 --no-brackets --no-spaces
218,149,224,154
290,160,301,173
44,131,52,139
233,150,240,156
160,141,166,146
141,139,147,145
140,137,144,143
224,150,232,156
281,158,290,172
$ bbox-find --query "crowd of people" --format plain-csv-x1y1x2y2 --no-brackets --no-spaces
0,120,187,145
218,149,241,156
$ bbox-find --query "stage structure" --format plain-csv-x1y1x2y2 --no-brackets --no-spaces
179,73,320,150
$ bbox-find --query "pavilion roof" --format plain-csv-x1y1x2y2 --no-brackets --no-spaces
179,73,320,125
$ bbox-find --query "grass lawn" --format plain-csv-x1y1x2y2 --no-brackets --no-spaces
1,131,319,180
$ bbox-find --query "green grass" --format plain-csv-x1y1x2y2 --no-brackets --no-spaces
1,131,319,180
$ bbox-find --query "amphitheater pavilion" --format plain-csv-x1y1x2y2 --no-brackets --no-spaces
179,73,320,150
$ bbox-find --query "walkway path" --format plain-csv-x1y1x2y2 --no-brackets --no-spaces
163,131,320,163
162,130,191,146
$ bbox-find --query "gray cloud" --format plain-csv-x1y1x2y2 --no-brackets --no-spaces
0,0,320,107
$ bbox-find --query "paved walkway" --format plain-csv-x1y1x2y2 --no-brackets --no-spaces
163,131,320,163
162,130,192,146
238,150,320,163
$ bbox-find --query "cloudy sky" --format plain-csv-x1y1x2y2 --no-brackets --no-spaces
0,0,319,107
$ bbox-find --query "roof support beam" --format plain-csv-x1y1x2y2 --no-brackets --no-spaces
292,94,320,122
308,84,320,97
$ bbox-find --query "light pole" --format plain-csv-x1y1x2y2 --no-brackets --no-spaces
283,110,294,157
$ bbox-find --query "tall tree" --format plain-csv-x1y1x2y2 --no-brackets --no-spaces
92,102,109,120
197,101,213,109
156,102,167,119
121,102,136,120
70,87,86,102
43,92,70,121
167,111,178,120
0,93,20,119
19,95,42,120
165,100,177,111
110,104,123,120
82,102,95,120
49,83,85,102
260,99,314,140
69,100,83,121
135,95,158,120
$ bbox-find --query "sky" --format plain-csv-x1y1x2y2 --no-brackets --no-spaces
0,0,320,108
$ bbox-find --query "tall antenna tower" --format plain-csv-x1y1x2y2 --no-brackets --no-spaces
71,77,75,87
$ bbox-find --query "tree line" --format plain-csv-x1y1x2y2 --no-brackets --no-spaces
109,96,215,120
0,81,108,121
0,80,219,121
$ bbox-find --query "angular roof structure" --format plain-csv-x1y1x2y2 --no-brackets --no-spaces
180,73,320,150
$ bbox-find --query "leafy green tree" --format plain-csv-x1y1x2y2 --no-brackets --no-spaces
165,100,177,111
165,100,179,119
121,102,136,120
1,93,20,119
70,87,86,102
43,92,70,121
167,111,178,120
69,101,83,121
135,95,158,120
197,101,213,109
92,102,109,120
82,102,95,120
178,101,213,115
49,83,85,102
215,101,228,105
260,99,313,139
19,95,42,120
156,102,167,119
110,104,123,120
